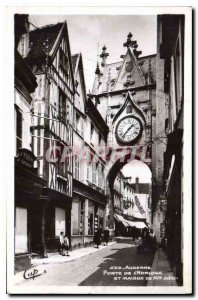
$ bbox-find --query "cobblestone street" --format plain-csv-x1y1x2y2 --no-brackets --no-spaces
15,243,154,287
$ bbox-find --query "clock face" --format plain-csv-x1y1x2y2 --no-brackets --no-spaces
116,115,142,144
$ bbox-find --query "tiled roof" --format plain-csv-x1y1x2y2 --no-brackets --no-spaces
27,23,64,60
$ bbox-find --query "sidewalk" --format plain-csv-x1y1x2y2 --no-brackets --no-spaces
147,248,177,286
31,242,116,267
13,242,116,285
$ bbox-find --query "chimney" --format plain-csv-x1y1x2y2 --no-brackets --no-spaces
135,177,139,193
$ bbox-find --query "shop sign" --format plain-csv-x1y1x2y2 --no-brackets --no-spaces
16,148,36,170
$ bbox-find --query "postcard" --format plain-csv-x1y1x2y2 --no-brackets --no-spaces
6,5,192,294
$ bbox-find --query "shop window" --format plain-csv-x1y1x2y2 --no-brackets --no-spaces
72,200,80,235
80,200,84,236
88,201,94,235
55,207,65,237
15,207,28,254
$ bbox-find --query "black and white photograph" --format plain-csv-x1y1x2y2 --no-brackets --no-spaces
5,5,192,294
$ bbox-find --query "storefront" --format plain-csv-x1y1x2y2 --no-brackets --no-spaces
114,211,147,238
15,149,46,272
42,188,72,253
72,179,107,249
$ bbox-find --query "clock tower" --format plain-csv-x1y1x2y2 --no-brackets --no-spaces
90,32,157,232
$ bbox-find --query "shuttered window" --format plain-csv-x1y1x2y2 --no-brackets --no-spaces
15,105,22,152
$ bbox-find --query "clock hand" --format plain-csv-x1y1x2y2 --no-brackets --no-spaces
122,124,134,138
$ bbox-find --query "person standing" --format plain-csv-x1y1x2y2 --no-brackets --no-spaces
59,231,64,255
63,235,70,256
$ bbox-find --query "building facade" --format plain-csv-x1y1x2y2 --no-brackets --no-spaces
157,14,184,285
26,22,75,255
14,14,46,271
114,174,151,237
71,53,108,249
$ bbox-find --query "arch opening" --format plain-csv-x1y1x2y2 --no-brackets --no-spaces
106,153,152,239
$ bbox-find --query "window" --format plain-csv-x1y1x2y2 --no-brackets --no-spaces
88,201,94,235
74,158,80,180
92,162,96,185
72,200,80,235
59,89,67,122
15,105,22,153
98,164,104,188
87,162,92,182
56,141,67,177
59,48,68,74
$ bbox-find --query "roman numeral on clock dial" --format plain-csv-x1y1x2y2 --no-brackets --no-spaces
116,116,142,144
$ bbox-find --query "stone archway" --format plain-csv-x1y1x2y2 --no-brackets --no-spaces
104,145,152,235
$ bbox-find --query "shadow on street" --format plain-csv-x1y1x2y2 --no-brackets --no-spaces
79,244,154,286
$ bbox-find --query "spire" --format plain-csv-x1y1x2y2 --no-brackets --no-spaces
95,42,101,74
123,33,142,58
123,32,137,48
92,43,102,94
95,62,101,75
100,45,109,67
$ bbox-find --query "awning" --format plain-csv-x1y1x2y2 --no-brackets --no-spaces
114,213,129,227
126,220,147,229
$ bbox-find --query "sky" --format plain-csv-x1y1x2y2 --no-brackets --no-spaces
29,15,157,92
121,160,152,183
29,15,155,183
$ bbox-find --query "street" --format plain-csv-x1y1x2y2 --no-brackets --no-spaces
16,243,154,287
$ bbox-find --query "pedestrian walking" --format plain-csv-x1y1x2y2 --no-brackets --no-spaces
59,231,64,255
94,228,101,248
103,226,110,246
149,229,156,252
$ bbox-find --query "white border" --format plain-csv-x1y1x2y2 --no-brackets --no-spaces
5,5,192,295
